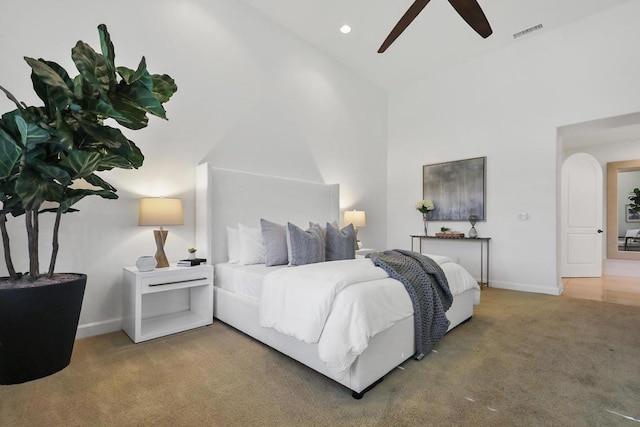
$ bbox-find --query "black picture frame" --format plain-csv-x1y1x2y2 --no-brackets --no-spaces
422,156,486,221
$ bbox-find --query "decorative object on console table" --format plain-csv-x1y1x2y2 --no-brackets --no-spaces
468,214,479,238
187,247,197,260
344,210,366,249
415,199,435,236
435,231,465,239
138,198,184,268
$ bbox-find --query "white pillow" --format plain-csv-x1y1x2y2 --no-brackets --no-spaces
226,226,240,264
238,223,266,265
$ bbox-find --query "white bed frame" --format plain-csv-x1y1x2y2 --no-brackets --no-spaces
195,165,475,398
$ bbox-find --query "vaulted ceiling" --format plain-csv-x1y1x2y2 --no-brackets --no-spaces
241,0,632,89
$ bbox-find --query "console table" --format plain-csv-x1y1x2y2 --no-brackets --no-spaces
410,235,491,287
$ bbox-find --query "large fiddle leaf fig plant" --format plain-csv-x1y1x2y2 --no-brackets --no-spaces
0,24,177,281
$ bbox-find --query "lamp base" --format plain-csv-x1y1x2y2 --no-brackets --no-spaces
154,229,170,268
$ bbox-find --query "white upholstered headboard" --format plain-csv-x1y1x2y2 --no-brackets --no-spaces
195,165,340,264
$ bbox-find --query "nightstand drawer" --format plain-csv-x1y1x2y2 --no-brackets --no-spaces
141,271,210,294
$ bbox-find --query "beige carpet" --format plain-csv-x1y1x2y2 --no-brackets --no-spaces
2,288,639,426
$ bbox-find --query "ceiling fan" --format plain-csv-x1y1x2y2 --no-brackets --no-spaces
378,0,493,53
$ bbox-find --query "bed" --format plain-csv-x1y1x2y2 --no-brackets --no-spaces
195,165,480,398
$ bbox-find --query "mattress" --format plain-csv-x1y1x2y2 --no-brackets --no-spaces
215,253,479,304
214,263,286,301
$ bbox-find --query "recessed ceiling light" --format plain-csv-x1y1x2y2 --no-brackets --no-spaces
340,25,352,34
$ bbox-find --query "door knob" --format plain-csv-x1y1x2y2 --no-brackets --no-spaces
597,229,603,233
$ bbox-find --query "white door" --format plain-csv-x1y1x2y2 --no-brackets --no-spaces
561,153,603,277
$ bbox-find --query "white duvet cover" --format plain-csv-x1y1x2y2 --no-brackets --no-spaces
259,258,388,343
259,256,479,377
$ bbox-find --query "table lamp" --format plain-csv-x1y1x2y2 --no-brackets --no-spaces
344,210,366,249
138,197,184,268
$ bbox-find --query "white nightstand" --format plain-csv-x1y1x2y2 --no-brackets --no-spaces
122,264,213,343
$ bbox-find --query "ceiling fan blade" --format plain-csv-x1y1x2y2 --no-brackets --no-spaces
447,0,493,38
378,0,431,53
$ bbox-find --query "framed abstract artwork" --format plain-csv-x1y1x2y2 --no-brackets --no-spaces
626,205,640,222
422,156,486,221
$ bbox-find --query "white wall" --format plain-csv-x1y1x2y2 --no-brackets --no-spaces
0,0,387,336
387,1,640,294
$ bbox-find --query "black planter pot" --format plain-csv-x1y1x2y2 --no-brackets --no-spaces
0,274,86,385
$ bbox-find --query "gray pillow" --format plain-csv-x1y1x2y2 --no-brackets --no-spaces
260,218,288,266
287,222,325,266
309,221,339,244
325,223,356,261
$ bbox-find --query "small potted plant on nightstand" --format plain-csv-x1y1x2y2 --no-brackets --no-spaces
187,248,197,260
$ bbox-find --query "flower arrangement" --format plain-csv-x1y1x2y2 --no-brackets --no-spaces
415,199,435,213
415,199,435,236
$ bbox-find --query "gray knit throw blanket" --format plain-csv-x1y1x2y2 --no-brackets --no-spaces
368,250,453,360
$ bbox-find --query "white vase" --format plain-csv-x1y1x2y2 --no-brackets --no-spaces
136,256,157,272
187,252,196,260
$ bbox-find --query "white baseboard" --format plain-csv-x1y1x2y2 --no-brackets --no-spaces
76,318,122,339
488,280,562,296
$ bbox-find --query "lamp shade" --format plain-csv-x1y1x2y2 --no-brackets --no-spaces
138,198,184,226
344,210,366,228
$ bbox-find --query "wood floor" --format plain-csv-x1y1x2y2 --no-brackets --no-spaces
562,275,640,307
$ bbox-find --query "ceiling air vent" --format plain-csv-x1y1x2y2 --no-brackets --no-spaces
513,24,543,39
